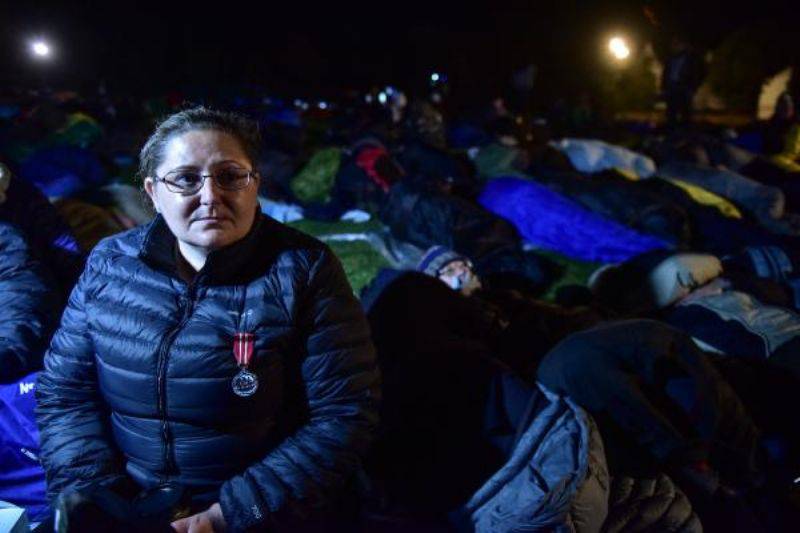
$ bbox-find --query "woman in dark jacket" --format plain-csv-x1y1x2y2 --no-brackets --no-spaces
35,107,380,532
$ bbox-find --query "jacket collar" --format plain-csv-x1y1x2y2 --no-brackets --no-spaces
139,209,276,285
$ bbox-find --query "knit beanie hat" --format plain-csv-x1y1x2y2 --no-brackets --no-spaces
417,246,466,277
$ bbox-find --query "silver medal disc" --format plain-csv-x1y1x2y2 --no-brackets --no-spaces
232,368,259,397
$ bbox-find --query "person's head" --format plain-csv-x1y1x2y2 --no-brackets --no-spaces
407,101,446,149
0,162,10,205
418,246,482,296
588,251,723,313
388,91,408,123
141,106,262,254
670,36,688,53
773,92,795,122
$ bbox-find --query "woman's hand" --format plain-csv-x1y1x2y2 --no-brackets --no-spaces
171,503,226,533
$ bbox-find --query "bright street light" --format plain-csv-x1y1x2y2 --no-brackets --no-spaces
608,36,631,61
31,40,51,58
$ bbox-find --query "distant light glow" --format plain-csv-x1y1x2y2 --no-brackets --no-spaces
318,101,328,110
608,37,631,60
365,94,374,104
430,72,440,82
31,40,51,58
378,92,387,105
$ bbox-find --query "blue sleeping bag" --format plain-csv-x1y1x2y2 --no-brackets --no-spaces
0,372,48,522
478,177,668,263
260,106,302,128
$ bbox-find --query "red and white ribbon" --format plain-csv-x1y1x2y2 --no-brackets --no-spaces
233,332,254,367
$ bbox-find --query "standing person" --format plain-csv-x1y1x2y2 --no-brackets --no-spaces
35,107,380,532
662,37,705,128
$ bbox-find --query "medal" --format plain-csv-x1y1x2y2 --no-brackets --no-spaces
232,332,258,397
232,368,259,397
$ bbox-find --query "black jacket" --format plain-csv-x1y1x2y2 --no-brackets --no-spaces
0,222,58,382
36,212,380,531
0,177,85,298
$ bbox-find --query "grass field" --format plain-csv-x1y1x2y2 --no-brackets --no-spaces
288,219,390,295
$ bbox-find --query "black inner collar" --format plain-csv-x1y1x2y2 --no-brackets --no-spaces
140,208,271,285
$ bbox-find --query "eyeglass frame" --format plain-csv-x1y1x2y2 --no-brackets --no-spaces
152,168,259,196
435,258,475,279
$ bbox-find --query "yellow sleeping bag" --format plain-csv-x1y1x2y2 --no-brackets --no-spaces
667,179,742,219
771,124,800,173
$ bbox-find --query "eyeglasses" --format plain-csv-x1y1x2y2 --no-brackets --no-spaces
153,168,257,195
436,259,474,279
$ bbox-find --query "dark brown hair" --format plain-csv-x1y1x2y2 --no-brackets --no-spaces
138,106,261,180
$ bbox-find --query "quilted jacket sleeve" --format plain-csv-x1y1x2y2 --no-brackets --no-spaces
0,223,58,383
220,247,381,531
35,249,126,501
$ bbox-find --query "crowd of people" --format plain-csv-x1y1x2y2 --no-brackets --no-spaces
1,81,800,531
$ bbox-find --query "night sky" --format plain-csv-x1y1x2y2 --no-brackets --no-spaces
0,1,795,103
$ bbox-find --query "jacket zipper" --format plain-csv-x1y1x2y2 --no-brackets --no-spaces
155,282,199,481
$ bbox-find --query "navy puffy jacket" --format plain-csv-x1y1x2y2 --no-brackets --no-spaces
0,177,85,297
0,222,57,382
36,212,380,531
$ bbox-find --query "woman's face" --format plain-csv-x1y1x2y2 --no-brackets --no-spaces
144,129,259,252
